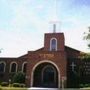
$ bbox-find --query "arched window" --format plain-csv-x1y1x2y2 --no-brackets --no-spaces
10,62,17,73
22,62,27,73
50,38,57,51
0,62,6,73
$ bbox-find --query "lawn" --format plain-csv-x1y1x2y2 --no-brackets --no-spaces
0,87,27,90
80,88,90,90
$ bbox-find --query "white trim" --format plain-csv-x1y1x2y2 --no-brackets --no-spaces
50,38,57,51
9,62,18,73
0,61,6,73
22,62,27,73
31,60,60,88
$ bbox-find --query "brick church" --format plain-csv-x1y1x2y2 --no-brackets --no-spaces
0,26,89,88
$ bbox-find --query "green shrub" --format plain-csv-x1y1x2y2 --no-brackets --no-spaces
1,82,8,87
80,84,84,88
12,83,26,87
19,83,26,87
80,83,90,88
9,72,16,83
85,84,89,87
0,81,2,85
12,83,20,87
12,72,25,83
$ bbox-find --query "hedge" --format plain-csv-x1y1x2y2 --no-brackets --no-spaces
1,82,8,87
12,83,26,87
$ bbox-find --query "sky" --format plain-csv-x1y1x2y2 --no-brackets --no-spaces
0,0,90,57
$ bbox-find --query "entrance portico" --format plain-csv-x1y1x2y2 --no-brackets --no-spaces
31,60,60,88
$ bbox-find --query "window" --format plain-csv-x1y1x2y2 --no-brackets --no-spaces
50,38,57,51
22,62,27,73
0,62,6,73
10,62,17,73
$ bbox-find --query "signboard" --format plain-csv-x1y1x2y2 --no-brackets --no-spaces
39,54,54,59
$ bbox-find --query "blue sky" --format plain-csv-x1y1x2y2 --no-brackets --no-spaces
0,0,90,57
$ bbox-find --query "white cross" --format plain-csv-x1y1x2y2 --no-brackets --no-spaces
53,24,56,33
70,62,76,71
50,21,61,33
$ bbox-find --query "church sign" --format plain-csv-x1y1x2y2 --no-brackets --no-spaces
39,54,54,59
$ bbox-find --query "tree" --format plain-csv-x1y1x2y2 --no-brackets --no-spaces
84,27,90,48
0,48,3,53
12,72,25,83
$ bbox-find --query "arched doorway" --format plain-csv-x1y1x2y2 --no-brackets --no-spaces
33,62,58,88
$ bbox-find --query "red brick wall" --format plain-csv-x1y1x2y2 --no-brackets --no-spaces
26,51,67,87
65,46,81,58
0,58,27,82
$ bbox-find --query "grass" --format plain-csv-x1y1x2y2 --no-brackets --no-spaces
80,88,90,90
0,87,27,90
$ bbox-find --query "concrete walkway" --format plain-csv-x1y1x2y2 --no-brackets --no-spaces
28,88,81,90
28,87,59,90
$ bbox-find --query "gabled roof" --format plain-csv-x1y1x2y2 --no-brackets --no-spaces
18,46,86,58
65,46,81,52
18,54,28,58
35,47,44,52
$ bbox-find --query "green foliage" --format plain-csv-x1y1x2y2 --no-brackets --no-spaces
80,83,90,88
84,33,90,40
12,83,26,87
84,27,90,48
9,72,16,83
19,83,26,87
80,84,83,88
0,81,1,84
1,82,8,87
81,53,90,59
12,72,25,83
12,83,20,87
0,87,27,90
